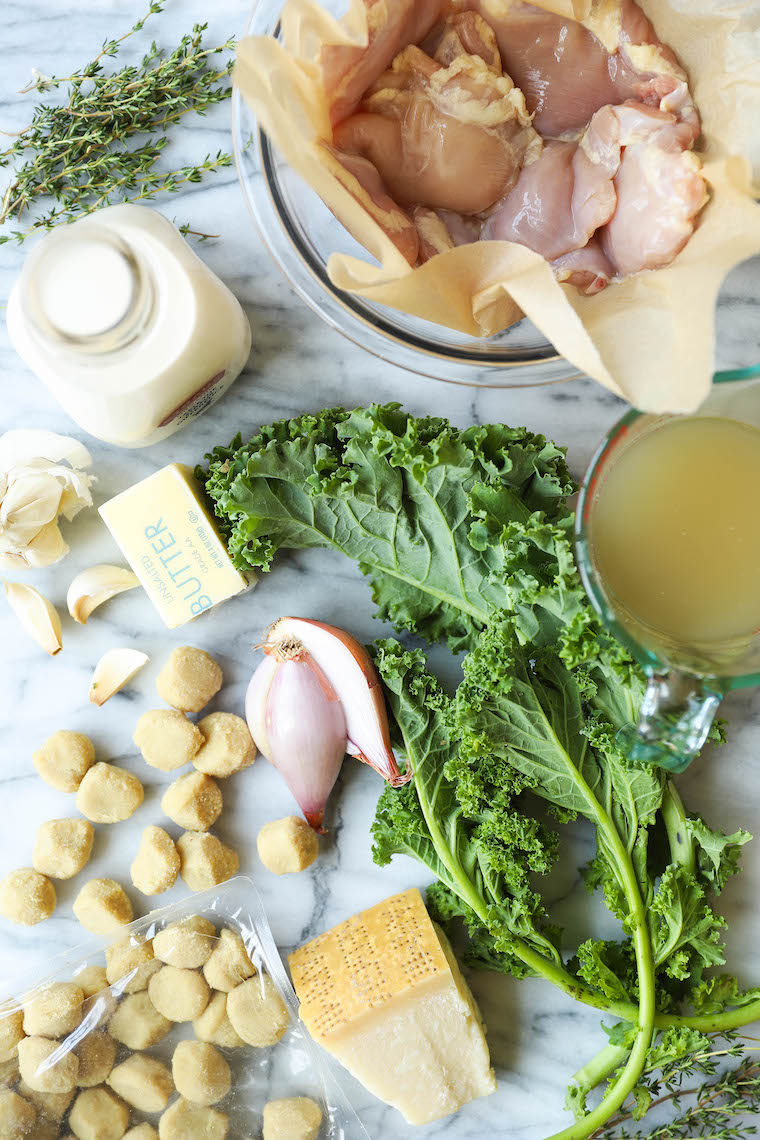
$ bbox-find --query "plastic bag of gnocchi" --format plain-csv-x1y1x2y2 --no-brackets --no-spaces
0,877,371,1140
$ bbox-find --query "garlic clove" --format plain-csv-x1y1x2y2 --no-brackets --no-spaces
89,647,149,706
26,520,69,568
265,617,409,787
67,564,140,624
2,580,63,655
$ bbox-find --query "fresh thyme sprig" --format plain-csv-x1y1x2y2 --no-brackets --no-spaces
596,1037,760,1140
0,2,235,244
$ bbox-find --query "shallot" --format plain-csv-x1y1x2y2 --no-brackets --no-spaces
246,617,408,831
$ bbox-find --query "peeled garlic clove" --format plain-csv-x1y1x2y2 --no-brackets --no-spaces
265,617,409,786
3,580,63,656
67,564,140,624
89,647,149,706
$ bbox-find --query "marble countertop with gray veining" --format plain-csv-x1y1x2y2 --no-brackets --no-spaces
1,3,760,1137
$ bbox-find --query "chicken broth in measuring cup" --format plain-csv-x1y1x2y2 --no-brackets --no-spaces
588,416,760,648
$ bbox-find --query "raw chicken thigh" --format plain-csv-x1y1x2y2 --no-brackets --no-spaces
320,0,706,290
333,44,541,215
485,101,706,287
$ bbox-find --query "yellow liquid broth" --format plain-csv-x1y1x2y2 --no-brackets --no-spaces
590,417,760,652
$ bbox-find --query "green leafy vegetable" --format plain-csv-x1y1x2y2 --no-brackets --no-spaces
199,404,760,1140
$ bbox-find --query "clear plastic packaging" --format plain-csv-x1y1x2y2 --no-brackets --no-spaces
0,877,371,1139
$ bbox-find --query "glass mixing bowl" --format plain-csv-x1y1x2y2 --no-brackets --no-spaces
232,1,582,388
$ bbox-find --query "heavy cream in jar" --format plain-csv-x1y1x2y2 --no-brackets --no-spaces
7,204,251,447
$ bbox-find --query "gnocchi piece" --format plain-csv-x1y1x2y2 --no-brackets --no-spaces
16,1077,73,1120
75,763,144,824
73,880,133,935
156,647,223,714
23,983,83,1038
152,917,216,969
108,993,171,1051
158,1097,228,1140
193,713,255,778
130,827,179,896
177,833,239,892
256,817,319,876
124,1127,159,1140
160,772,222,832
107,1054,174,1113
32,1118,60,1140
202,929,255,993
33,818,94,880
105,937,161,994
74,1030,117,1088
0,1089,36,1138
72,967,109,1002
226,976,288,1048
17,1036,79,1093
0,1057,18,1089
0,1002,24,1063
192,992,244,1049
263,1097,323,1140
68,1087,129,1140
148,967,210,1023
133,710,204,772
171,1040,230,1106
0,869,56,926
33,731,94,793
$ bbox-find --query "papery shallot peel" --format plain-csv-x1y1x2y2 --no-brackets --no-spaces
265,618,409,788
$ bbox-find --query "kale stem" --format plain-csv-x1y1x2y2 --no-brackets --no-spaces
662,781,696,873
569,1043,632,1102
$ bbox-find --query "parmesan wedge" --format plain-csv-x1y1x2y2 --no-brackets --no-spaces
289,888,496,1125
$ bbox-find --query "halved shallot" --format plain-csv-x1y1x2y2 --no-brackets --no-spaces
264,618,408,786
245,616,409,832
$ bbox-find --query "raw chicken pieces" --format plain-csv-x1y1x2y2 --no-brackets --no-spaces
321,0,706,289
485,101,707,282
333,45,541,215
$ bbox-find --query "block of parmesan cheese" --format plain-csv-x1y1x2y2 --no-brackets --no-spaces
288,887,496,1125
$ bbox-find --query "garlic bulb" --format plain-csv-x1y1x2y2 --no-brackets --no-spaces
0,430,94,571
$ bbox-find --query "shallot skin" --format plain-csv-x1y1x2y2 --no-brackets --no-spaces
246,652,347,832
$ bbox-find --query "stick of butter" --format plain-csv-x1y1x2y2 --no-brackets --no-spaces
289,888,496,1125
99,463,251,628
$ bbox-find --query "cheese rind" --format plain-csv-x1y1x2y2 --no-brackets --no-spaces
99,463,250,628
289,888,496,1125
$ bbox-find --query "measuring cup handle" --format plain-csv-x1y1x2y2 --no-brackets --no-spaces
616,671,722,773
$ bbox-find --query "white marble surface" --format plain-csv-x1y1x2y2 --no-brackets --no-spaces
1,3,760,1138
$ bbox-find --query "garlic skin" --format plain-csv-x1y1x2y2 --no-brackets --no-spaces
246,652,346,832
90,648,149,706
0,430,94,571
3,580,62,655
67,564,140,624
265,618,409,787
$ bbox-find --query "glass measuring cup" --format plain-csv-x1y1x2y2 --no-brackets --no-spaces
576,365,760,773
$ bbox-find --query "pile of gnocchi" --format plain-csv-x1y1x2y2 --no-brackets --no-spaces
0,913,323,1139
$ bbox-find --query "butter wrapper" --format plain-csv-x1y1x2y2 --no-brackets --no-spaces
99,463,251,628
